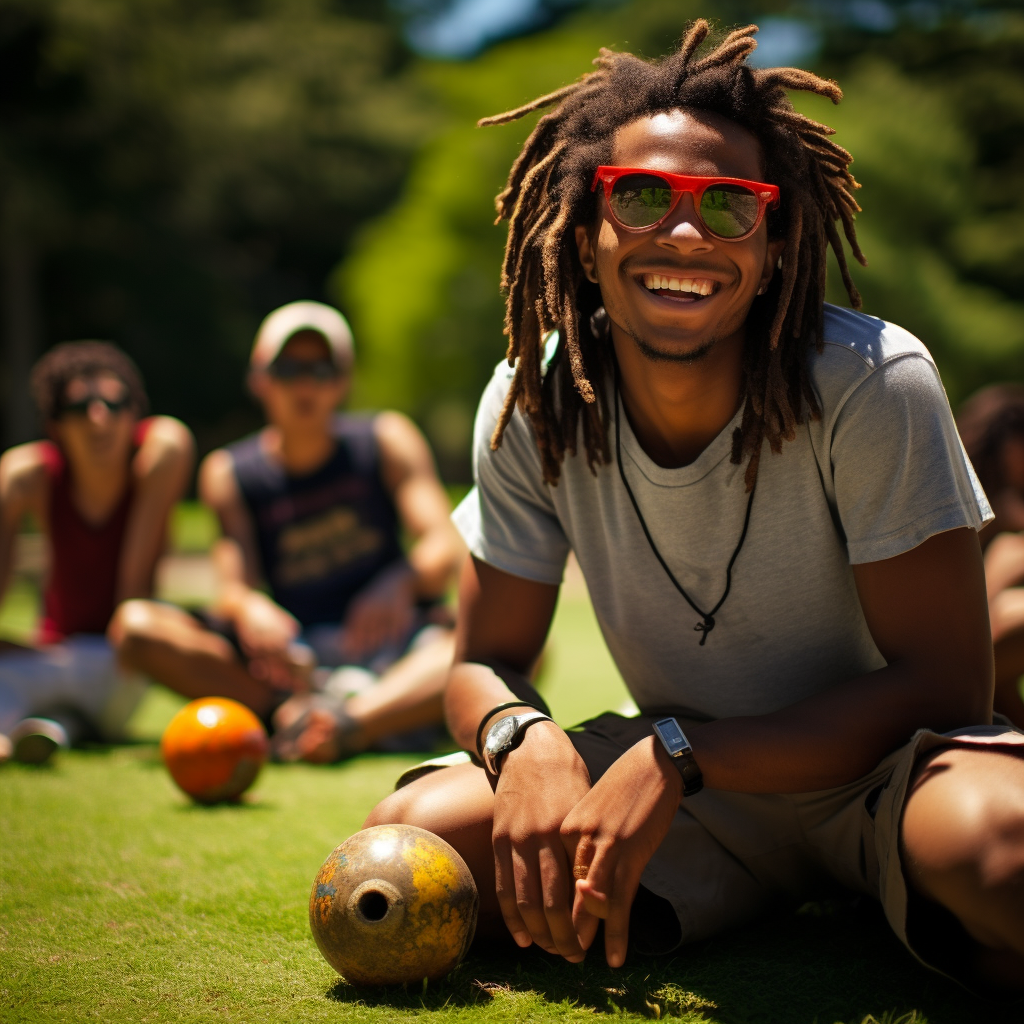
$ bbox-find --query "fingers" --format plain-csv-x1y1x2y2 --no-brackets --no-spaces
492,835,585,962
493,837,531,949
574,858,641,968
537,844,586,962
572,880,602,952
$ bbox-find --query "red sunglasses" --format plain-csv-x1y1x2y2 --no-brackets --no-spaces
591,166,780,240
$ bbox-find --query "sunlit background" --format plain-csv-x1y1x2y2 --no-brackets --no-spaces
2,0,1021,484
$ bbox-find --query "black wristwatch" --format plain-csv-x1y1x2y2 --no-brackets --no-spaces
482,710,552,776
653,717,703,796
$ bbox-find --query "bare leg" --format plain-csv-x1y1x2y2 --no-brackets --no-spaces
901,746,1024,992
107,599,279,718
988,588,1024,727
365,762,504,934
348,631,453,742
275,631,454,763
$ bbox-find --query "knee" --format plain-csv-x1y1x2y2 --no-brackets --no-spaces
363,784,426,831
107,600,160,660
904,752,1024,898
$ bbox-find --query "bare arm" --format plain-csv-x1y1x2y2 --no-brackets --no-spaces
445,556,559,750
454,528,994,968
338,412,466,659
198,446,301,674
375,411,465,599
562,525,994,967
447,556,592,962
685,526,993,792
116,417,195,601
0,444,49,608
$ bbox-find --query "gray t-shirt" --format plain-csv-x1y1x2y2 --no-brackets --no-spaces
453,305,992,721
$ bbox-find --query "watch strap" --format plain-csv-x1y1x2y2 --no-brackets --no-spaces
653,717,704,797
672,750,704,797
483,710,552,776
474,700,543,760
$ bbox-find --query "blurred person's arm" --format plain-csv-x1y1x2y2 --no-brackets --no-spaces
116,416,195,602
0,444,48,610
376,411,465,600
340,412,466,659
198,446,300,660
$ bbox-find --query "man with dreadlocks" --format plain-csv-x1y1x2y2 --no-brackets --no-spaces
367,22,1024,992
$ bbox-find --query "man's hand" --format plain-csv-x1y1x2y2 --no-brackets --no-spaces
340,561,416,661
560,736,682,967
234,590,304,689
491,721,593,962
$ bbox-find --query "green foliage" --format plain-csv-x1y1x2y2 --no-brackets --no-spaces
0,0,435,451
336,2,1024,478
816,11,1024,405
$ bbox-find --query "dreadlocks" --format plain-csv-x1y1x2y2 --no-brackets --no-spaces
481,20,865,489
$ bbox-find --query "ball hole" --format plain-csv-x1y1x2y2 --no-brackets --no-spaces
357,889,390,922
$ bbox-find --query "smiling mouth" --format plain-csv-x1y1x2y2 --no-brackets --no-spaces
641,273,719,301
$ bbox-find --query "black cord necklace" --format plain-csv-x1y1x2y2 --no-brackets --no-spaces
613,367,756,646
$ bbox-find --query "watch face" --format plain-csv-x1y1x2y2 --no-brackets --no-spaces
485,714,518,755
654,717,689,756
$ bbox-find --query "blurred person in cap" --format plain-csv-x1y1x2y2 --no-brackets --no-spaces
958,383,1024,726
0,341,194,763
109,301,465,762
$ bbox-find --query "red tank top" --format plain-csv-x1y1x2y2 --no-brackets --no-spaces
37,419,153,643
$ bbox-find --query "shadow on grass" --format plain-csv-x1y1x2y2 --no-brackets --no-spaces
173,798,275,812
324,899,1009,1023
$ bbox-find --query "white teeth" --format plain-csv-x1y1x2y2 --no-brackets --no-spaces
642,274,716,296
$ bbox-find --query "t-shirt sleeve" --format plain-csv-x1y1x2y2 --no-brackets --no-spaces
452,364,571,585
830,352,992,564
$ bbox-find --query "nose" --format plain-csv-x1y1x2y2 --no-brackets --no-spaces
655,194,713,252
87,400,111,426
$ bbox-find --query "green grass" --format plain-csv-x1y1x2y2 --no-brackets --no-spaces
0,545,1012,1022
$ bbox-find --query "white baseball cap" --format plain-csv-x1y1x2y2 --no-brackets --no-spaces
250,301,354,372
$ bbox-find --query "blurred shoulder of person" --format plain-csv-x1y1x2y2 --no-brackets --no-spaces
109,301,465,765
0,341,194,763
958,382,1024,725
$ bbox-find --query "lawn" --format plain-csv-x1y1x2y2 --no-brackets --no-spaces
0,514,1011,1023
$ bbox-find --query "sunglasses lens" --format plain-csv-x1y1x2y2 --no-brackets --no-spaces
699,185,760,238
608,174,674,228
60,396,128,417
269,357,338,382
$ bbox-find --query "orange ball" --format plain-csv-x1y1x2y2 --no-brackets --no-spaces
160,697,269,804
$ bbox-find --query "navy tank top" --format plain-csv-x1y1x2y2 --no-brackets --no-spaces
228,416,403,628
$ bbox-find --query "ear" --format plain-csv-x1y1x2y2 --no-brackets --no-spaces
758,238,787,294
575,224,599,284
247,368,268,401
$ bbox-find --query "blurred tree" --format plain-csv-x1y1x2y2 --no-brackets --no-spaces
338,0,1024,481
0,0,435,452
814,6,1024,404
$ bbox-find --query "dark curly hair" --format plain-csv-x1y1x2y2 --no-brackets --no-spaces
957,383,1024,503
481,20,865,489
31,341,149,423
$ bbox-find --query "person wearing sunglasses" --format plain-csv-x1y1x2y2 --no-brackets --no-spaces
109,301,465,764
364,21,1024,997
0,341,194,763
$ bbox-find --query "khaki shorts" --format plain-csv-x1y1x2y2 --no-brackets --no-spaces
569,712,1024,983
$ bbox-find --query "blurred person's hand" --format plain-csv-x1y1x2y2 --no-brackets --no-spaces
235,591,306,690
340,561,416,661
